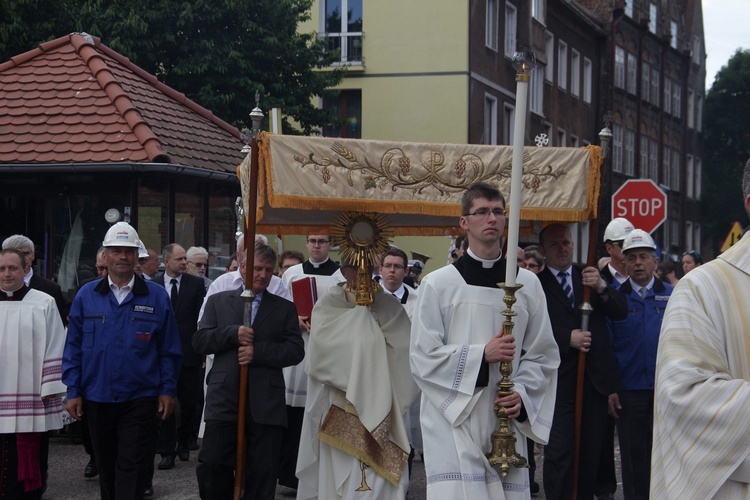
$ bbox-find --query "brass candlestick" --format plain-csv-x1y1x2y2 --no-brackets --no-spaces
486,282,529,477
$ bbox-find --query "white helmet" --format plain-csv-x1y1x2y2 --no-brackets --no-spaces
621,229,657,253
138,244,149,259
102,222,141,248
603,217,634,243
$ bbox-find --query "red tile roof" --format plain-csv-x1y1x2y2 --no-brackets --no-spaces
0,33,245,174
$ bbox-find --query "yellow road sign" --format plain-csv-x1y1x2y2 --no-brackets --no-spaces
721,221,744,252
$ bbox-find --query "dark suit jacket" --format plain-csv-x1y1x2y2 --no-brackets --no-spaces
537,265,627,398
29,273,67,325
153,273,206,367
193,288,304,427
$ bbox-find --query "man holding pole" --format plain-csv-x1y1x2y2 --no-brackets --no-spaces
193,244,304,499
410,182,560,499
536,223,627,500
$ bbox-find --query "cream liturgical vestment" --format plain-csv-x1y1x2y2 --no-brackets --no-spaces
0,288,66,433
296,286,418,500
410,261,559,500
651,232,750,499
281,261,344,408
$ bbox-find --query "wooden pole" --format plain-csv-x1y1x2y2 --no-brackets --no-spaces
572,147,606,499
234,132,260,500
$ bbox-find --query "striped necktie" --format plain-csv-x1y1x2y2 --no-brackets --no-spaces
558,271,575,308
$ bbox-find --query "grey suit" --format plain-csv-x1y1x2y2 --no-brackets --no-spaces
193,287,304,499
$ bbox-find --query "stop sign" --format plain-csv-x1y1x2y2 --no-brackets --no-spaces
611,179,667,234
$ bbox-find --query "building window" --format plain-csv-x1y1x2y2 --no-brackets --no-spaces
627,52,637,95
642,62,650,102
557,128,567,147
570,49,580,98
640,135,649,178
503,104,515,145
695,157,702,200
692,36,702,65
686,155,694,198
484,94,498,145
663,145,671,187
686,221,693,250
650,68,660,106
544,122,553,145
545,32,554,83
664,78,672,114
613,124,623,173
615,46,625,89
583,58,592,103
324,0,363,64
671,20,678,49
486,0,498,51
671,148,680,191
696,95,703,131
649,2,657,34
532,0,544,23
649,140,658,182
530,68,544,115
673,82,681,119
624,0,633,17
504,2,517,59
322,89,362,138
625,129,635,176
570,135,579,147
687,89,695,128
558,40,568,91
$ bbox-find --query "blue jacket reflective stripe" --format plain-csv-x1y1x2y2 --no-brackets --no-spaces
63,275,182,402
608,278,673,390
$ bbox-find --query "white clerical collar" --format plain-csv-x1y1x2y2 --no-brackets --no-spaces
1,283,24,297
308,257,330,268
385,283,406,299
631,277,655,296
467,248,503,269
608,263,628,284
23,268,33,286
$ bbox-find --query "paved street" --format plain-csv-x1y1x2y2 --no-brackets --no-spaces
44,432,622,499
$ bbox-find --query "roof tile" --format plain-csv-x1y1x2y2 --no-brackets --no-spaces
1,33,244,170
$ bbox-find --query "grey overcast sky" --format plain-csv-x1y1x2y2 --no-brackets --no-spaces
702,0,748,89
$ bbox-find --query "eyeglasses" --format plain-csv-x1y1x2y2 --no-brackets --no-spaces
382,263,405,270
464,207,507,218
189,261,207,268
307,239,330,246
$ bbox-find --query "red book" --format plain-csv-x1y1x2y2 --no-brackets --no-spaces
292,277,318,317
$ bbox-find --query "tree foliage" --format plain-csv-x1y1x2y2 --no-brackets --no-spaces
702,49,750,249
1,0,345,133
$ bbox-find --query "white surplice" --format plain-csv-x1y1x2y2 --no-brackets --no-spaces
296,286,418,500
282,263,344,407
0,289,66,433
410,265,559,500
651,232,750,499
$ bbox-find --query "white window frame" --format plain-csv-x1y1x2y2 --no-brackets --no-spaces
664,77,672,114
663,145,671,187
671,20,678,49
686,155,694,198
615,46,625,89
671,148,680,192
503,104,515,145
696,94,703,131
557,128,567,147
558,40,568,91
613,124,623,173
624,0,633,17
545,32,554,83
532,0,544,24
640,135,649,178
695,157,702,200
530,68,544,115
323,0,363,65
686,221,694,251
484,94,498,145
649,140,658,182
570,49,580,98
673,82,681,119
625,129,635,176
687,89,695,128
583,57,592,103
650,67,660,106
692,36,702,65
570,135,579,147
504,2,517,59
627,52,637,94
642,62,650,102
486,0,498,51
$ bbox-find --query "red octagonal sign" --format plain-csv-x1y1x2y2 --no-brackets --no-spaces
611,179,667,234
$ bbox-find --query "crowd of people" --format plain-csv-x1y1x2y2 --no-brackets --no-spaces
2,159,750,500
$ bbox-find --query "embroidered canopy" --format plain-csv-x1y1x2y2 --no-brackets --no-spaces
239,133,603,236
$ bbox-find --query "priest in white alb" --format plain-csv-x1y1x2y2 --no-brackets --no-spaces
0,248,66,497
410,183,559,499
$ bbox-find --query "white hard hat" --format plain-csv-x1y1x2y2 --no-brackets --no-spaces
102,222,142,248
603,217,635,243
621,229,657,253
138,244,149,259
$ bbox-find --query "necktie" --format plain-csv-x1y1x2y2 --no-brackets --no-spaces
558,271,575,308
639,287,648,299
170,278,178,309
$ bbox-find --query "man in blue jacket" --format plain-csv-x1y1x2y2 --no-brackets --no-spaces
63,222,182,500
608,229,673,500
